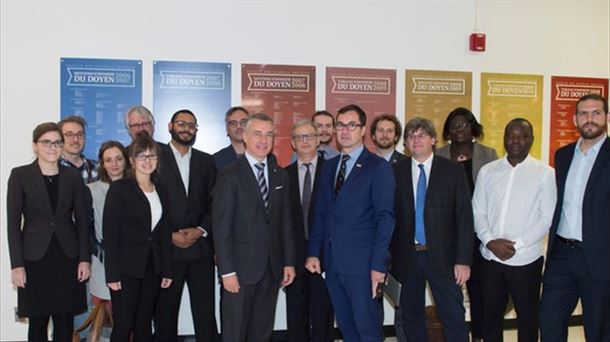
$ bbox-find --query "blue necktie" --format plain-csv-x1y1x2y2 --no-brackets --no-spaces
415,163,427,245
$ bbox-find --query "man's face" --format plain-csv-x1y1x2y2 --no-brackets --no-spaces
226,110,249,143
61,121,86,155
335,111,365,151
169,112,198,146
313,115,335,145
291,124,319,158
127,112,154,140
405,128,435,160
504,121,533,161
372,119,398,150
243,119,274,160
574,99,608,140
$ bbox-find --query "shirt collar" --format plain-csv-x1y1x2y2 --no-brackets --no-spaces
575,136,606,157
298,155,318,169
169,141,192,159
412,153,433,169
343,144,364,161
245,151,268,168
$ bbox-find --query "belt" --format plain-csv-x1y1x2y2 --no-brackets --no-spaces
415,244,427,251
556,235,583,249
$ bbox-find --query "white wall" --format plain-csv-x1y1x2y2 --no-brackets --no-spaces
1,0,608,340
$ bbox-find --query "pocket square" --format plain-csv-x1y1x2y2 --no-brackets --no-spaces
274,185,284,190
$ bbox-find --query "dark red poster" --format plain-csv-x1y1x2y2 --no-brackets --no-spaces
241,64,316,166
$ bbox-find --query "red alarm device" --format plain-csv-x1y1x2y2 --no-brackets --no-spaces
469,33,486,52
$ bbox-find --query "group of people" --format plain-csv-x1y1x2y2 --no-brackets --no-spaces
6,94,609,342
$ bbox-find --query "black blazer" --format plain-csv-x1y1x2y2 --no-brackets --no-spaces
389,150,408,165
286,157,324,276
7,162,90,268
390,155,474,282
158,143,216,260
547,138,610,282
103,178,173,283
212,155,296,285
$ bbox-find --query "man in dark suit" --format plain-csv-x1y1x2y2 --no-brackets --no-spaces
213,106,249,171
390,117,473,342
154,109,219,341
306,104,395,342
539,94,610,342
371,114,407,164
213,112,296,342
286,119,334,342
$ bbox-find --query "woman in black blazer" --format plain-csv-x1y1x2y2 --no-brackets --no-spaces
103,133,172,342
7,122,91,342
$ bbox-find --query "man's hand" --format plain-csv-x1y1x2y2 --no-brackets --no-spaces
161,278,173,289
305,257,321,274
11,267,26,288
454,264,471,286
181,227,204,242
282,266,296,287
77,262,91,282
486,239,516,261
172,231,194,249
222,274,240,293
107,282,122,291
371,270,385,299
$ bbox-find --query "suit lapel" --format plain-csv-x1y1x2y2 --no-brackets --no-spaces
425,157,441,211
584,138,610,198
338,148,369,197
31,161,54,216
56,166,72,216
267,158,281,210
163,144,188,198
238,156,266,211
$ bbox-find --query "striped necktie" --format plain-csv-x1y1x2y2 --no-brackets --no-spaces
255,162,269,209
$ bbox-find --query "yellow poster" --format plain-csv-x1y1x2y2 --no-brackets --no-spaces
480,73,543,158
405,69,472,146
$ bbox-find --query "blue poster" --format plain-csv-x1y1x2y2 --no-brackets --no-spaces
61,57,142,159
153,61,231,154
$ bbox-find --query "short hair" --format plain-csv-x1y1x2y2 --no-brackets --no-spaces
337,104,366,126
404,117,437,140
170,109,196,123
442,107,484,141
291,119,317,137
124,105,154,127
32,122,61,143
58,115,87,133
312,110,335,125
225,106,250,123
98,140,130,183
370,114,402,140
126,133,161,182
245,112,274,130
576,94,608,114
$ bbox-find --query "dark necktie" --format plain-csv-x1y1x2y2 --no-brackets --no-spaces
318,149,326,160
302,163,312,238
415,163,427,244
335,154,351,197
255,163,269,209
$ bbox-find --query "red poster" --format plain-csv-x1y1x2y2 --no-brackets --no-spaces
326,67,397,152
550,76,608,166
241,64,316,166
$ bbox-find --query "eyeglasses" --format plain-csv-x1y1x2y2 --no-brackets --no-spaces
228,119,248,128
335,122,362,131
450,122,470,130
128,121,153,130
38,140,64,148
63,131,85,140
135,154,158,161
293,133,319,142
173,120,198,130
406,133,431,141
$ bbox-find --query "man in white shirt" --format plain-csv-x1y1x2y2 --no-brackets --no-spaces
473,118,556,342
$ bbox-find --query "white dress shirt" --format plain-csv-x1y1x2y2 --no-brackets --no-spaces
144,189,163,231
169,141,192,195
473,155,557,266
245,151,269,185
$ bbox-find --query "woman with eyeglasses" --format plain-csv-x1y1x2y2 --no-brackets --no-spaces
103,133,172,342
436,107,498,342
7,122,91,342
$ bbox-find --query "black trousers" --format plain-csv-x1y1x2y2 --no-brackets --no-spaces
466,238,484,339
28,314,73,342
154,257,218,342
480,256,543,342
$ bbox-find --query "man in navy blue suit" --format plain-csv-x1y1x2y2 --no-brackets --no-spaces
306,104,395,342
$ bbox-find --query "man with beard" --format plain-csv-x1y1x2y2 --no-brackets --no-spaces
312,110,339,160
125,105,155,140
58,115,99,184
154,109,219,341
540,94,610,342
213,106,249,170
371,114,407,164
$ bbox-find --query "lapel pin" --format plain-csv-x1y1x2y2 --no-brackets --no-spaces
356,163,362,168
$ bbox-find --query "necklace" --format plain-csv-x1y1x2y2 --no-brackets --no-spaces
456,154,468,162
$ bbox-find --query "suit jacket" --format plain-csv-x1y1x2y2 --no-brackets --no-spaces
308,147,395,276
389,150,408,165
547,138,610,282
7,162,90,269
287,157,325,276
103,178,173,282
390,155,474,283
436,142,498,182
212,154,295,285
158,143,216,260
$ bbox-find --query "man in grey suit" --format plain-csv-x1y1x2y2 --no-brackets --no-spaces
213,113,296,342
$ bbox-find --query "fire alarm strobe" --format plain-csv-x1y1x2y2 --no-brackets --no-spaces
470,33,486,52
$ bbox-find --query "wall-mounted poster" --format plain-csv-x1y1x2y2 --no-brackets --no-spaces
61,57,142,158
480,73,544,159
153,61,232,154
405,69,472,146
549,76,608,166
241,64,316,166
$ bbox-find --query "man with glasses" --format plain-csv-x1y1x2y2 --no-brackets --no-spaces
285,119,334,342
390,117,473,342
213,106,250,170
154,109,219,341
306,104,395,342
125,105,155,140
58,115,99,184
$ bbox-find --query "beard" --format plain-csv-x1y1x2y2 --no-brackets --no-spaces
374,139,395,150
171,129,196,146
577,122,608,140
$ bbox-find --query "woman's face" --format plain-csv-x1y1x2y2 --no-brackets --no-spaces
448,115,473,145
33,131,63,164
131,148,157,177
102,147,126,181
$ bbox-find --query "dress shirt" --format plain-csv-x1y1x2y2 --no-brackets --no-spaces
473,155,556,266
245,152,269,186
334,144,364,183
59,154,99,184
557,137,605,241
379,149,398,162
319,144,339,160
169,141,192,195
144,190,163,231
297,156,318,199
